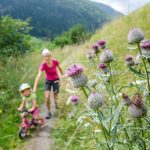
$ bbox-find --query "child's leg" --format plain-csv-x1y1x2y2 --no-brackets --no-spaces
34,115,45,123
33,108,45,124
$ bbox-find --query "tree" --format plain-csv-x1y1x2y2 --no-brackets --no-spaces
0,16,31,57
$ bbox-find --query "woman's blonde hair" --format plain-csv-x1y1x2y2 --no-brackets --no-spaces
41,48,51,57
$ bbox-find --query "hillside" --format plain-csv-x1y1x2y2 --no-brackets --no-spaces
0,0,122,38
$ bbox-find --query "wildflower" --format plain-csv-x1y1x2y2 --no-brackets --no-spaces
66,64,84,77
86,50,96,59
84,123,90,128
99,63,109,74
92,44,100,53
66,64,87,88
98,40,106,49
88,92,104,109
140,40,150,57
125,55,134,66
99,50,114,63
68,95,79,105
76,116,86,124
128,93,147,118
128,28,144,44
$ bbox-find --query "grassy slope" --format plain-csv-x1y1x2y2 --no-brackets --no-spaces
52,3,150,150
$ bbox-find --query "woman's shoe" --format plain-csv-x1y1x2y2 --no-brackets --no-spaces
45,112,52,119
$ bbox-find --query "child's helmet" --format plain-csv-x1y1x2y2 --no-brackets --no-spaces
19,83,31,92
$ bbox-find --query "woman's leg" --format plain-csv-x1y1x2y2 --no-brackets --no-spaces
53,80,60,108
45,91,51,112
54,92,58,108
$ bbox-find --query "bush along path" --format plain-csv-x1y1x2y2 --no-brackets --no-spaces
22,92,57,150
56,28,150,150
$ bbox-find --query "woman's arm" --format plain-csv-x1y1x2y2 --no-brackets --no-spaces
33,71,42,92
58,65,64,76
18,100,25,111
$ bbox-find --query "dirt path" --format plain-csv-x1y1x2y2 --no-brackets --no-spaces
24,93,57,150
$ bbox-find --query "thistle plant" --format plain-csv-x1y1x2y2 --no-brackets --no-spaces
128,28,144,45
92,43,100,61
86,49,96,60
128,28,150,94
92,43,100,54
122,93,147,118
99,63,109,74
98,40,106,49
128,93,147,118
87,92,112,150
66,64,88,98
100,50,117,102
66,64,87,88
125,55,134,66
140,39,150,57
87,92,104,110
99,49,114,63
122,92,148,149
61,28,150,150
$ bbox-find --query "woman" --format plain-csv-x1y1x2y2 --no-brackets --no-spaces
33,48,64,119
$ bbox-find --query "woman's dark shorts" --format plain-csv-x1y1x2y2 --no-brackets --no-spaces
45,79,59,93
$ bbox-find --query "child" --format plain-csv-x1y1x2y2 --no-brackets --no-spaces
18,83,46,127
33,48,64,119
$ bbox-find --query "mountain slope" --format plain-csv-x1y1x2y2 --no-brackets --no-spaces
0,0,122,38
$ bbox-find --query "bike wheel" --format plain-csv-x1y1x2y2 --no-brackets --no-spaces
19,128,27,139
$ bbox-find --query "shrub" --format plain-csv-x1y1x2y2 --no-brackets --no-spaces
54,24,91,48
0,16,31,57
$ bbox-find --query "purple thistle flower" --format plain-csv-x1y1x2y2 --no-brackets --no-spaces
98,40,106,49
125,55,134,66
69,95,79,105
66,64,84,77
99,63,109,74
92,44,100,53
140,40,150,57
99,63,107,69
128,28,144,44
66,64,87,88
128,93,147,118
